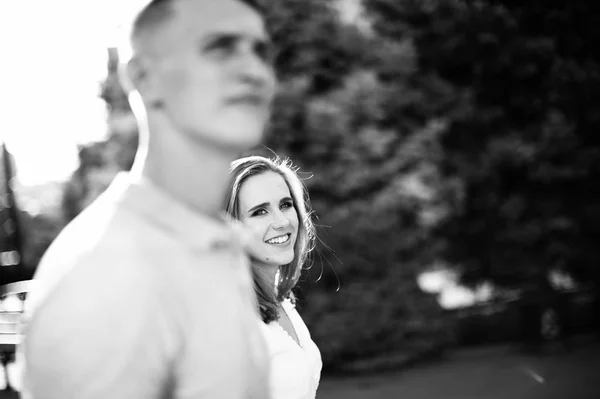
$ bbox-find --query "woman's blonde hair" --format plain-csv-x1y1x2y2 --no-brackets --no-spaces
224,155,316,323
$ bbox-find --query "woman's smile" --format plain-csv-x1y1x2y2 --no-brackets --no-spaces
265,233,291,245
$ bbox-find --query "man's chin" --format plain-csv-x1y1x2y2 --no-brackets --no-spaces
219,126,265,151
187,117,266,153
227,134,263,153
223,111,268,132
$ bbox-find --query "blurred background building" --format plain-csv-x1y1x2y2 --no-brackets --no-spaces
0,144,24,283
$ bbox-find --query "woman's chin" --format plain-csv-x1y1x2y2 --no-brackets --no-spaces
257,248,295,268
275,253,295,267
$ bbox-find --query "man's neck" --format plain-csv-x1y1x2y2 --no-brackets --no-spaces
133,125,239,220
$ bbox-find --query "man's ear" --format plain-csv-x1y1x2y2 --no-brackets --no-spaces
125,57,147,93
125,57,161,106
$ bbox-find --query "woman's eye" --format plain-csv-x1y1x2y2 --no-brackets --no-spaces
281,201,294,210
252,209,267,217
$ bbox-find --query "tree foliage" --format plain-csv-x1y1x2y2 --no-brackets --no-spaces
366,0,600,288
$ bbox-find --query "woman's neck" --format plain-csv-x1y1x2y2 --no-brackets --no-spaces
254,264,280,291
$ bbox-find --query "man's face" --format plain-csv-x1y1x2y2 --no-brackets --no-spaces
147,0,276,152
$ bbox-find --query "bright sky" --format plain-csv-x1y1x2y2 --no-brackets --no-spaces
1,0,361,187
0,0,147,187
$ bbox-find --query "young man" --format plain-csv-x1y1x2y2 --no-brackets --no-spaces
19,0,276,397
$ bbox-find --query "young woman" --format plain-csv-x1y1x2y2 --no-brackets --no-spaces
225,155,322,399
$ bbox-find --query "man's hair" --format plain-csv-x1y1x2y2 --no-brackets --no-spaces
224,156,316,324
118,0,265,93
116,0,175,87
130,0,174,43
131,0,265,43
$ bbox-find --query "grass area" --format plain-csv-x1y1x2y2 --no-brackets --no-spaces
318,337,600,399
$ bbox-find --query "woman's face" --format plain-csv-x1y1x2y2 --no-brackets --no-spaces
237,171,299,268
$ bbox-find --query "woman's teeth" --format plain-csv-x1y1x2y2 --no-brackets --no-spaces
266,234,289,244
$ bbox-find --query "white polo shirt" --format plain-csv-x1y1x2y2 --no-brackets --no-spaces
19,173,271,399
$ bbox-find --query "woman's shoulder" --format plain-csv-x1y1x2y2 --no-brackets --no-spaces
281,296,297,313
281,290,298,305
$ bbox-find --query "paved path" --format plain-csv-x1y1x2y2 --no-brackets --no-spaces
318,339,600,399
2,338,598,398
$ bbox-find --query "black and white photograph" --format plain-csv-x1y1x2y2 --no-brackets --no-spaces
1,0,599,398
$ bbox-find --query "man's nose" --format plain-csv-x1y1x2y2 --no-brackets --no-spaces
236,50,276,89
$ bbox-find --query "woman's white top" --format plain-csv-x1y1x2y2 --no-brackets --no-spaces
259,298,322,399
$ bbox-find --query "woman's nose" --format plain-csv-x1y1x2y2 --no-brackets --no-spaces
271,210,290,229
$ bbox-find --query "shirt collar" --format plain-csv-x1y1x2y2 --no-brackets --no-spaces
106,172,240,252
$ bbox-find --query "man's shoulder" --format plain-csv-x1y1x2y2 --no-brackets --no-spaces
25,230,162,328
35,198,136,273
27,197,158,312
